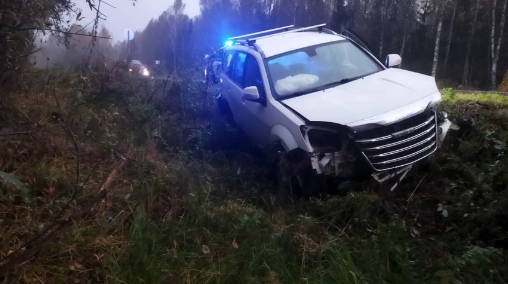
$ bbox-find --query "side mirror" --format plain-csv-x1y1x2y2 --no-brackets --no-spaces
242,86,261,102
385,54,402,68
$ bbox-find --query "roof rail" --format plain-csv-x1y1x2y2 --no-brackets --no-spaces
249,23,328,42
229,39,262,52
228,25,295,41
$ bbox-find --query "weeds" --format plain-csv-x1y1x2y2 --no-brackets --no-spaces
1,71,507,283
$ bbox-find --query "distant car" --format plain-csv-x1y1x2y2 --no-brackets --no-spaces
205,48,224,84
129,60,151,77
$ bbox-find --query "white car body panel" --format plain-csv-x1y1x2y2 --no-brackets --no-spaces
281,68,439,127
221,46,307,150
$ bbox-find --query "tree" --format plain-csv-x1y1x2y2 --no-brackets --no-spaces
462,0,481,86
431,0,449,78
399,0,417,62
378,0,393,58
98,27,113,61
490,0,508,89
0,0,76,84
442,0,458,72
170,0,185,75
331,0,355,31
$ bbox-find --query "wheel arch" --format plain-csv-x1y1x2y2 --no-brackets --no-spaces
270,124,301,152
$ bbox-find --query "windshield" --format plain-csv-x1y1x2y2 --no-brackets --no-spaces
267,41,383,99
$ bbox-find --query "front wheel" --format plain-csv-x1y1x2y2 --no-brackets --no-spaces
275,148,318,205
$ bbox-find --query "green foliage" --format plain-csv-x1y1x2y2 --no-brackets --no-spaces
2,67,508,283
499,70,508,92
442,91,508,107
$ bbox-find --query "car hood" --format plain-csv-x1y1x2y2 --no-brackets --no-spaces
282,68,439,127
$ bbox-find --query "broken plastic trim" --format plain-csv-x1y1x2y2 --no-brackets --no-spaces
300,123,357,177
372,164,413,191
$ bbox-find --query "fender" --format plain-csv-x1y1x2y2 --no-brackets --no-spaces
270,124,300,151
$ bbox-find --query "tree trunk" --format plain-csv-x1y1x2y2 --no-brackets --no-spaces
432,17,443,77
379,0,388,58
379,27,385,59
490,0,498,88
400,31,408,58
400,0,415,68
462,0,481,86
491,0,508,89
443,0,458,72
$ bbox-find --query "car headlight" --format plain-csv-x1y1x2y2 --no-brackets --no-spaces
301,125,344,151
142,69,150,76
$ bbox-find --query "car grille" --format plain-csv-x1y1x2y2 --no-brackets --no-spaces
353,111,438,171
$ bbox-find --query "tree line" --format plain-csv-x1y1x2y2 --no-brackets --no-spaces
123,0,508,90
1,0,507,90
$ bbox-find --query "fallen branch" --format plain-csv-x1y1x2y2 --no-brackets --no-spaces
407,174,427,203
0,132,36,137
0,146,132,278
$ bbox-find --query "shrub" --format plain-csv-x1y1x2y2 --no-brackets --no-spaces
499,70,508,92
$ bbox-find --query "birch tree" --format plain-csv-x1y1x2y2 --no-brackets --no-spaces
399,0,416,62
462,0,481,86
490,0,508,89
169,0,184,75
378,0,393,58
443,0,458,72
431,1,445,78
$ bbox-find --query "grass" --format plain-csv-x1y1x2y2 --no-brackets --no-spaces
1,69,507,283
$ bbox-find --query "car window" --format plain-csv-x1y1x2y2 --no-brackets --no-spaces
223,50,235,77
267,41,383,99
231,52,247,87
244,54,265,98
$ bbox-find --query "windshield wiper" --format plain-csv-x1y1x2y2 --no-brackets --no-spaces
336,75,364,85
284,76,365,99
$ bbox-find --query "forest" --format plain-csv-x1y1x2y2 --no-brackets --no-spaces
1,0,508,283
120,0,508,90
4,0,508,90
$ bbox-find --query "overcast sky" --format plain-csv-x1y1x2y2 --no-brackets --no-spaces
74,0,200,42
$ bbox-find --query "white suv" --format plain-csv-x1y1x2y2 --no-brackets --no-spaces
217,24,451,196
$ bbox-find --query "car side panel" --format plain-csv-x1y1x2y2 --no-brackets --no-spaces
220,46,310,151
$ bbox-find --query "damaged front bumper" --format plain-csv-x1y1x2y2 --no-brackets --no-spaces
437,112,451,145
305,111,452,191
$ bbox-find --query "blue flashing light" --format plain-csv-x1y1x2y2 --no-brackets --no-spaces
225,40,233,47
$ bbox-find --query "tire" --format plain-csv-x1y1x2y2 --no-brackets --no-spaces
216,94,236,126
275,148,315,206
216,94,230,115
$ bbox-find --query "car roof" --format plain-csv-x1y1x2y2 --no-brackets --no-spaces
248,31,347,58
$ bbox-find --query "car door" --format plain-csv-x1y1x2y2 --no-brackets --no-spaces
228,51,252,129
221,51,248,127
241,53,271,145
222,50,272,145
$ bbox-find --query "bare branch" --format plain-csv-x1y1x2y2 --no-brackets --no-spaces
0,25,111,39
0,145,133,278
0,132,36,137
